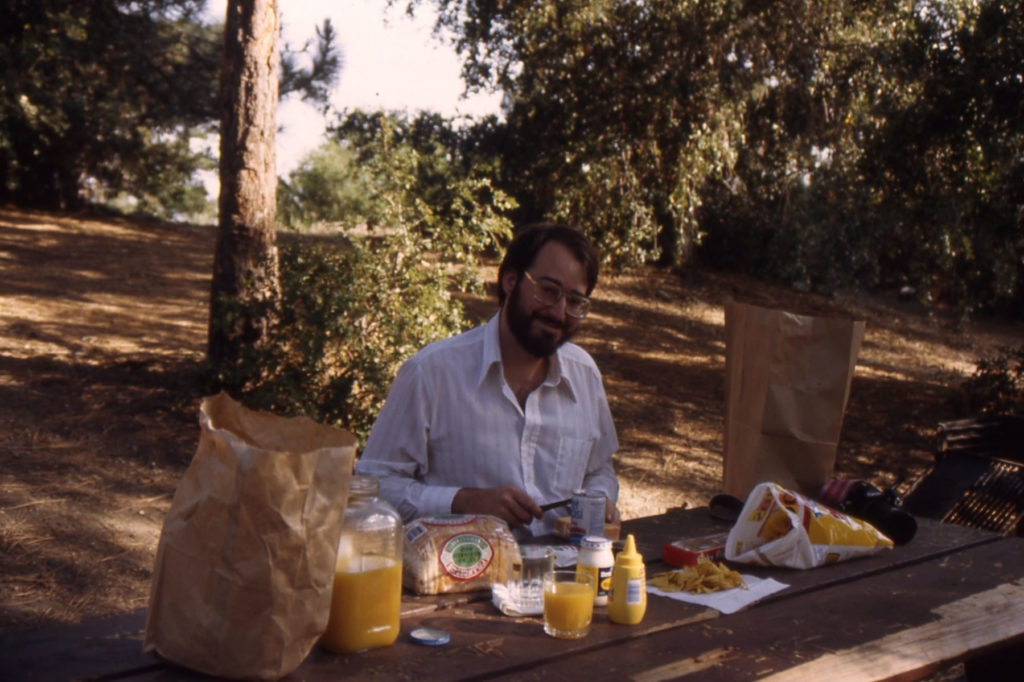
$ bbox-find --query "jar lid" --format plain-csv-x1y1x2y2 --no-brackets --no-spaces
410,627,450,646
349,475,381,497
580,535,612,550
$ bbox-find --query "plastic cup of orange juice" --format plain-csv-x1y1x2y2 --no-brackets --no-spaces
542,570,595,639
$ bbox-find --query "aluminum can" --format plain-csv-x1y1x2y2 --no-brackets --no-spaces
569,489,605,546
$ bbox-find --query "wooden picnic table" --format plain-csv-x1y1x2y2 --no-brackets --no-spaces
2,506,1022,681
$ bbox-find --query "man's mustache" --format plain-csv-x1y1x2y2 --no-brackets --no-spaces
533,312,569,334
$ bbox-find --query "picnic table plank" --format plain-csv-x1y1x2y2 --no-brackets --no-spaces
113,587,720,681
281,586,719,682
0,609,157,682
758,580,1024,682
487,535,1024,682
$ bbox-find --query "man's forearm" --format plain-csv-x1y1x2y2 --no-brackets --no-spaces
369,471,458,523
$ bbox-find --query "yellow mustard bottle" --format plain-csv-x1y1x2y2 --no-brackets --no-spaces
608,533,646,625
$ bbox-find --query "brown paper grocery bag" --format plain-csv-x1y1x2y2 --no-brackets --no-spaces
144,392,356,680
722,301,865,500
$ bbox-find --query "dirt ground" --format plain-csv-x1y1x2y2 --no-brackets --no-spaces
1,205,1021,634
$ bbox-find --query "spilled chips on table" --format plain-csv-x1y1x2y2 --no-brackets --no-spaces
649,556,748,594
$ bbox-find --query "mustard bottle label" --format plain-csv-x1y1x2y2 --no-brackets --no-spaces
625,577,644,605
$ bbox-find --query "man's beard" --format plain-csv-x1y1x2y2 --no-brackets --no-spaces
506,281,576,358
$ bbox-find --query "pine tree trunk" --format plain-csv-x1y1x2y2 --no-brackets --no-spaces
654,195,695,268
208,0,280,369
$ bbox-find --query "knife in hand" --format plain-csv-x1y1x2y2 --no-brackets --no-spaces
539,498,572,513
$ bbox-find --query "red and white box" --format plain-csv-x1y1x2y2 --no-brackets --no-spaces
662,531,729,567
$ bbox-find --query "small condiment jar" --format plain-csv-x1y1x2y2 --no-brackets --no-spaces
608,533,646,625
576,535,614,606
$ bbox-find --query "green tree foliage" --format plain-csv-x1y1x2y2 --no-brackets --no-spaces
857,1,1024,315
700,0,905,292
206,232,469,442
278,142,376,227
281,110,516,284
220,110,514,439
424,0,746,267
708,0,1024,315
0,0,220,210
279,17,343,110
1,0,340,217
417,0,922,270
413,0,1022,314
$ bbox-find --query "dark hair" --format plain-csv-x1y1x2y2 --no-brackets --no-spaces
496,222,599,307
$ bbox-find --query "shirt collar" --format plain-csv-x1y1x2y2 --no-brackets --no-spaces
479,314,503,387
478,314,578,402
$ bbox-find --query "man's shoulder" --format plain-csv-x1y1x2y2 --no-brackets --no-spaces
557,341,602,374
408,324,486,367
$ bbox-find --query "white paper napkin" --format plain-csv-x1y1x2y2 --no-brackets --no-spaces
547,544,579,568
491,545,578,617
647,574,789,615
491,582,544,616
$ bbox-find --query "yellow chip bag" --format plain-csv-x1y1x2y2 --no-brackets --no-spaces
725,482,893,569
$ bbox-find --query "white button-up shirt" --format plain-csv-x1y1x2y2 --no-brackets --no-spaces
355,314,619,535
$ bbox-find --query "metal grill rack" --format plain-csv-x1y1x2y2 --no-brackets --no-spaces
903,415,1024,537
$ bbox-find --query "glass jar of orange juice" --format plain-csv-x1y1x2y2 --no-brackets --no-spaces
321,475,403,654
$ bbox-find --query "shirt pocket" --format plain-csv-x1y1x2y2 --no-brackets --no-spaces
553,437,595,490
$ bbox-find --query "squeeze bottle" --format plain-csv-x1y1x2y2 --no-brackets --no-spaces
608,533,646,625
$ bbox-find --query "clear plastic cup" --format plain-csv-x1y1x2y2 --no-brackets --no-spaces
542,570,595,639
508,545,555,611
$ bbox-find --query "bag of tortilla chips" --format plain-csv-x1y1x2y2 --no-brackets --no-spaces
725,482,892,569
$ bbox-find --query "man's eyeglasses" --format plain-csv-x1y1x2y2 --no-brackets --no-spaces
521,270,591,319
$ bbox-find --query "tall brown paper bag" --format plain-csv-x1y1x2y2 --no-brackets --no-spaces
723,301,865,500
144,392,356,680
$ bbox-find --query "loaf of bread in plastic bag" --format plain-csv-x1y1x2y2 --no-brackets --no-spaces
402,514,521,595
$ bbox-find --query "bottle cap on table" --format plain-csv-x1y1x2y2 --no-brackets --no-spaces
409,627,451,646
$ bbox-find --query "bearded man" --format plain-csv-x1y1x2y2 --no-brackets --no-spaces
355,223,620,535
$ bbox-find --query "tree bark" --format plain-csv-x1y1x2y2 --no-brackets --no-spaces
208,0,280,368
654,194,695,268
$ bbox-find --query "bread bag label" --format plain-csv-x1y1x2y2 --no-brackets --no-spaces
403,514,519,594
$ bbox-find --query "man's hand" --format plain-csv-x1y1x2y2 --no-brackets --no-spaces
451,486,542,529
606,497,621,525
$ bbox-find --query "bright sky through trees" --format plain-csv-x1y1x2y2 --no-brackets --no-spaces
207,0,502,176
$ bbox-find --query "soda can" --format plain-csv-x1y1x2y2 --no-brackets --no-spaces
569,489,605,546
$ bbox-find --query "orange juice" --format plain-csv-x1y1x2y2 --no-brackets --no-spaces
321,556,402,654
543,580,594,635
